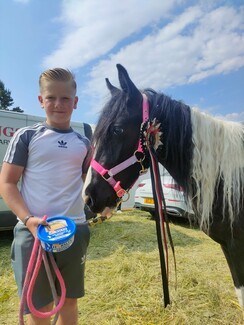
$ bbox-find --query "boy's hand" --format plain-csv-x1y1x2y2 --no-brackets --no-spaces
25,217,49,237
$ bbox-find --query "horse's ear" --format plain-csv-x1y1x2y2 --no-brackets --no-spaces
116,64,140,98
105,78,119,95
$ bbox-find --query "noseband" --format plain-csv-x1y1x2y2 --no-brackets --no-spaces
90,94,149,199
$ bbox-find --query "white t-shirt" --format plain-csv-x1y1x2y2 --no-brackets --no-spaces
4,122,90,223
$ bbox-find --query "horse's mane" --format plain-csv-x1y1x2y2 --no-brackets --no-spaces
145,89,244,230
191,109,244,229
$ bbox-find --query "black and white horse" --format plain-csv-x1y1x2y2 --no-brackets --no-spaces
83,64,244,309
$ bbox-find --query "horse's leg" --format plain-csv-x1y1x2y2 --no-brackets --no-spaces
207,209,244,314
221,241,244,313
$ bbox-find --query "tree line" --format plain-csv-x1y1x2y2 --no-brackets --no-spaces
0,80,24,113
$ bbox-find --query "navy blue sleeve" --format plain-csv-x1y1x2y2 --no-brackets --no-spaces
3,127,38,167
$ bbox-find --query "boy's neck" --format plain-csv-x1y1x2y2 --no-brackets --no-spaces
45,120,71,130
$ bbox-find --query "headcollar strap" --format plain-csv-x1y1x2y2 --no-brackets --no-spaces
142,93,149,123
138,93,149,153
91,93,150,199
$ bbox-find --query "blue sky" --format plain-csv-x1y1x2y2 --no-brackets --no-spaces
1,0,244,125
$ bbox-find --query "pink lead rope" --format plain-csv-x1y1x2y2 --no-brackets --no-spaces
19,215,66,324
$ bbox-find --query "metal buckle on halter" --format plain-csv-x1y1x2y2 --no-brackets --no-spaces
139,167,148,175
116,189,130,202
134,150,145,162
101,172,111,181
116,188,126,197
134,150,147,175
121,191,130,202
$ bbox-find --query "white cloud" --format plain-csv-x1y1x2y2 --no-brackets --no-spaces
42,0,182,68
193,105,244,123
84,5,244,95
216,111,244,122
42,1,244,117
189,6,244,82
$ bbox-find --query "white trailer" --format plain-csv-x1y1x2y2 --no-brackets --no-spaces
0,110,93,230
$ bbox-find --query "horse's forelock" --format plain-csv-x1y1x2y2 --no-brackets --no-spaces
93,91,127,146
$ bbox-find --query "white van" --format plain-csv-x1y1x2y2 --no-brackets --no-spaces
0,110,93,230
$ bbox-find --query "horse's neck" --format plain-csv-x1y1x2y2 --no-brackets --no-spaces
157,155,185,188
151,98,193,190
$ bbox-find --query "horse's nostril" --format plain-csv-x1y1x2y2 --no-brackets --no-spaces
86,196,96,210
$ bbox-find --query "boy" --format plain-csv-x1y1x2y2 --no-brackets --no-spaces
0,68,91,324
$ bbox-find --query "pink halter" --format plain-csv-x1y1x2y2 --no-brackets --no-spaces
91,94,149,198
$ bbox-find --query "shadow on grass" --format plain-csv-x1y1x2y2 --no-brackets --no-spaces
0,230,13,247
88,214,203,260
0,213,203,262
0,230,13,273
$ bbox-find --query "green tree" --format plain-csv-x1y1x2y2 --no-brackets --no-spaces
0,80,23,112
0,80,13,110
12,106,24,113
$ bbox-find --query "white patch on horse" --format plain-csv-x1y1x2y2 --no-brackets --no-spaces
235,286,244,308
191,108,244,231
82,166,92,203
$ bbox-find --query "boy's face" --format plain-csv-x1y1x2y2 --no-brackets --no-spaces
38,80,78,129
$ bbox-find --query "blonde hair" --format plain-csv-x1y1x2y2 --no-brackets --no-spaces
191,108,244,231
39,68,76,92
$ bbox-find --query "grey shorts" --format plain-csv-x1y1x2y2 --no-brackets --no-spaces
11,221,90,314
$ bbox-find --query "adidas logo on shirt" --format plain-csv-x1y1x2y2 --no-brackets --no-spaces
58,140,68,148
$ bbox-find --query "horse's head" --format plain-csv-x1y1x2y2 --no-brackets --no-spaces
83,64,149,213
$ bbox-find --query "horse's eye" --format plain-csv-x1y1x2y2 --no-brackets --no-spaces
113,126,124,136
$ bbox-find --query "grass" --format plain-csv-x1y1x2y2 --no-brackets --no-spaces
0,210,243,324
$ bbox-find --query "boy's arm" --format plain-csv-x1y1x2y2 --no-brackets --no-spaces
0,162,47,236
0,162,28,218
